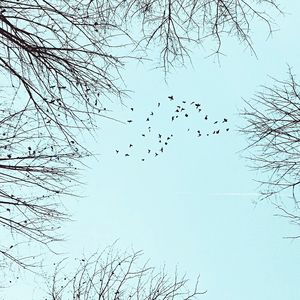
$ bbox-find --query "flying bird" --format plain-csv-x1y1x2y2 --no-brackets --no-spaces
168,95,174,100
223,118,228,123
127,120,133,123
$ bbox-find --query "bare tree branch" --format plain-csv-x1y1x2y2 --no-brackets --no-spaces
45,246,206,300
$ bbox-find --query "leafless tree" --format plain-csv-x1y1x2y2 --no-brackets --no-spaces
46,247,206,300
116,0,282,71
240,67,300,220
0,100,92,270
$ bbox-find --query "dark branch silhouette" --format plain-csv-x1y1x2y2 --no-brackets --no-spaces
46,247,206,300
241,68,300,202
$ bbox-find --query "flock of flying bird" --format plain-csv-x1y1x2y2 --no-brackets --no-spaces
115,96,230,161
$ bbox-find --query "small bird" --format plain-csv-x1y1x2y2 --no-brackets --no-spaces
116,150,119,154
205,115,208,120
223,118,228,123
142,134,145,137
214,121,218,124
125,153,129,157
158,134,162,139
130,107,134,111
141,158,145,161
150,112,154,116
185,114,188,117
146,118,150,121
127,120,133,123
158,102,160,107
190,101,195,105
148,149,151,154
160,147,163,153
148,126,151,132
182,101,186,104
155,153,158,157
226,128,229,131
168,96,174,100
171,116,175,121
216,130,220,134
129,144,133,148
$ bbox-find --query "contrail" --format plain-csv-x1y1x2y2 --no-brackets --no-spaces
209,192,260,197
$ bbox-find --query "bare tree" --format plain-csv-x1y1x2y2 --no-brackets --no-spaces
46,247,206,300
240,67,300,226
0,100,92,270
116,0,282,71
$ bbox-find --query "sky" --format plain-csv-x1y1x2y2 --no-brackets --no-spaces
3,2,300,300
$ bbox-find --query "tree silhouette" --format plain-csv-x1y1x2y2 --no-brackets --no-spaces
46,247,205,300
116,0,281,71
0,102,90,269
240,68,300,229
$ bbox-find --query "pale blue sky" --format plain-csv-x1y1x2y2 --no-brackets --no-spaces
4,2,300,300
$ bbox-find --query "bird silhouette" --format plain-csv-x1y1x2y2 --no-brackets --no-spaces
130,108,134,111
168,96,174,100
125,153,129,157
129,144,133,147
205,115,208,120
223,118,228,123
155,153,158,157
127,120,133,123
116,150,119,154
146,118,150,121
